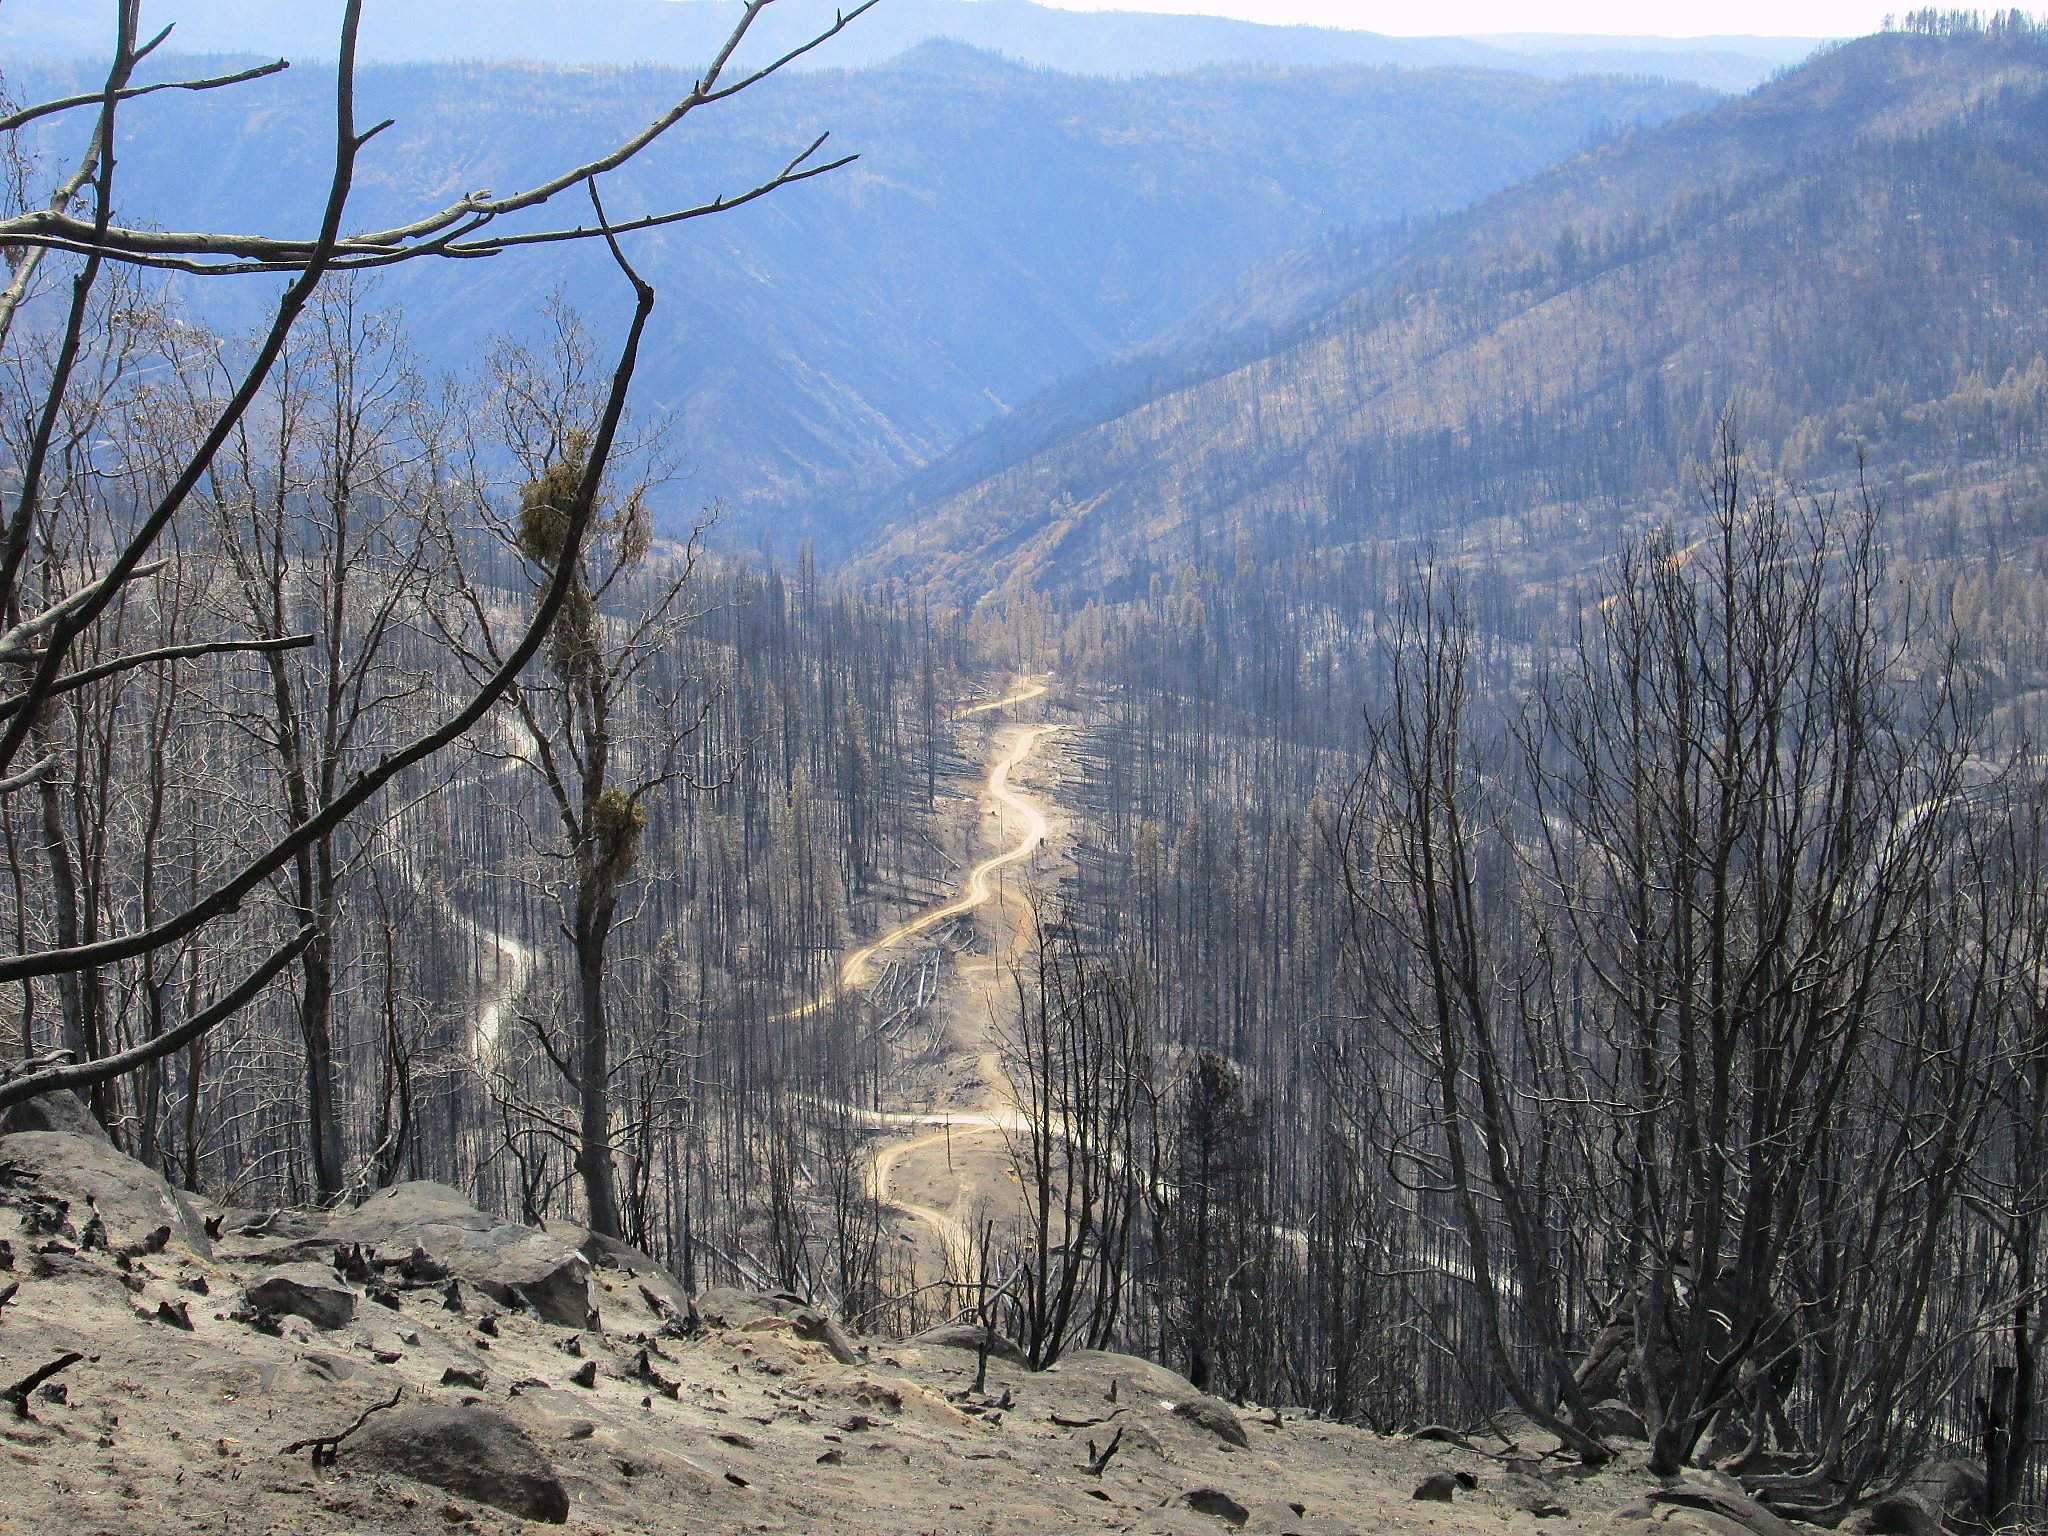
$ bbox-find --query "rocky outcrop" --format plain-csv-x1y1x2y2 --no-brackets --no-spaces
0,1129,210,1256
694,1286,860,1365
244,1264,357,1330
1586,1398,1650,1441
544,1219,692,1326
313,1182,594,1328
347,1403,569,1523
0,1087,110,1143
1652,1481,1804,1536
916,1321,1028,1365
1855,1460,1989,1536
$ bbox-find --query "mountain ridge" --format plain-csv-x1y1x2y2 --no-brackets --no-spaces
0,0,1821,92
846,28,2048,608
5,46,1715,525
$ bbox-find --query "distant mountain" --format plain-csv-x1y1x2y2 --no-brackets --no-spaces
0,0,1819,93
850,28,2048,608
5,45,1713,524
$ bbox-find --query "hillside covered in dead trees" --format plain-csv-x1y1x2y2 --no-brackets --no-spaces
6,6,2048,1535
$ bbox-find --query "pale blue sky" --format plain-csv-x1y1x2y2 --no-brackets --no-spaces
1034,0,1892,38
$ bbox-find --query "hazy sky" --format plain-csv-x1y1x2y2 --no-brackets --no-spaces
1033,0,1891,38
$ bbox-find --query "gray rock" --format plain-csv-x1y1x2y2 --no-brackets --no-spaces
347,1403,568,1523
1652,1485,1803,1536
0,1130,211,1256
226,1206,327,1240
916,1321,1027,1365
1866,1493,1944,1536
1048,1349,1204,1401
0,1088,109,1143
694,1286,859,1365
246,1264,357,1330
545,1220,692,1325
1908,1459,1987,1533
1587,1397,1650,1440
1183,1486,1251,1525
320,1183,593,1328
1172,1392,1250,1449
300,1351,357,1382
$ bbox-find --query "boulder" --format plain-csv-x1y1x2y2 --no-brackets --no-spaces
1862,1463,1985,1536
319,1183,593,1328
347,1403,568,1523
915,1321,1027,1365
1182,1486,1251,1525
1909,1459,1987,1533
544,1220,692,1326
1047,1349,1228,1421
0,1129,210,1256
1652,1484,1804,1536
1491,1407,1566,1452
1173,1392,1251,1449
0,1088,109,1143
694,1286,859,1365
225,1207,327,1241
245,1265,357,1330
1865,1493,1945,1536
1586,1397,1650,1441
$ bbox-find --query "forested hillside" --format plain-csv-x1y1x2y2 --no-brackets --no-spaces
7,46,1713,533
12,9,2048,1533
858,26,2048,617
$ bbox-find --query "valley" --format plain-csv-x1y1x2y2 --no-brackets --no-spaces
6,8,2048,1533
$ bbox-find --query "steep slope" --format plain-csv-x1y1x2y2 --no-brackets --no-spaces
0,1126,1801,1536
8,46,1713,519
0,0,1818,92
853,29,2048,607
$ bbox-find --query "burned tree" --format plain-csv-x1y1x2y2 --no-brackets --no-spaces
0,0,874,1161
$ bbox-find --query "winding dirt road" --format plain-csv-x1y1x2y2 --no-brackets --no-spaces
793,675,1065,1264
781,676,1058,1021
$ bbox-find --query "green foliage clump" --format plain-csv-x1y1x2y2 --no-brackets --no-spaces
587,786,647,886
518,432,589,568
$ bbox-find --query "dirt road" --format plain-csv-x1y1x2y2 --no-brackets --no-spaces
798,675,1065,1266
781,675,1058,1021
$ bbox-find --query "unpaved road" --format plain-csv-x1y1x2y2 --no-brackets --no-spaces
797,675,1065,1265
782,675,1058,1021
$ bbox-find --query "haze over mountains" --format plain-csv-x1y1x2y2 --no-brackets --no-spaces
8,42,1715,525
15,11,2048,1524
856,27,2048,608
0,0,1820,91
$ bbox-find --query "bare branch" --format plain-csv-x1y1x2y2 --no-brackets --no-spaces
0,925,313,1111
0,633,316,722
0,234,659,984
0,58,290,135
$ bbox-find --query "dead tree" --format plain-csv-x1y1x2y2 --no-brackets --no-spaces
433,303,716,1240
1005,908,1151,1368
0,0,874,1132
198,283,439,1201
